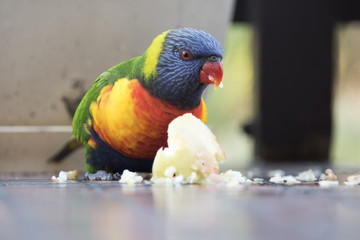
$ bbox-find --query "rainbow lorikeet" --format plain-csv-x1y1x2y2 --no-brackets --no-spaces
71,28,223,174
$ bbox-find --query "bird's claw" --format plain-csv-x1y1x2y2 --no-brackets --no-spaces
84,170,121,181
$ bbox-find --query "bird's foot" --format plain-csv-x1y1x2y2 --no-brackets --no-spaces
84,170,121,181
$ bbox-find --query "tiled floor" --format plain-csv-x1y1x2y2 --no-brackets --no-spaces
1,171,360,240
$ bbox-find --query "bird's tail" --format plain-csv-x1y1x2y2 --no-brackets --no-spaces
48,136,83,163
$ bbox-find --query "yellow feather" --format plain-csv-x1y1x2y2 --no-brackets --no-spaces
200,98,208,124
87,139,96,148
143,30,170,79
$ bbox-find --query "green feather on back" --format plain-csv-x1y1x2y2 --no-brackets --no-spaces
72,56,145,144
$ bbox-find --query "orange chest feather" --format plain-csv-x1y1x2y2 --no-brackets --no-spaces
90,78,207,158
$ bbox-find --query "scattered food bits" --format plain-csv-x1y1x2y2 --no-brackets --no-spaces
51,170,78,183
296,169,317,182
318,180,339,188
119,170,143,185
283,175,301,185
318,169,339,188
220,170,248,185
268,173,300,185
344,175,360,186
344,181,358,186
347,175,360,182
320,169,338,181
269,173,285,184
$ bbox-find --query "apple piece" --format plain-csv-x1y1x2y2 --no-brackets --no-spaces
151,113,225,184
119,170,143,185
51,170,78,183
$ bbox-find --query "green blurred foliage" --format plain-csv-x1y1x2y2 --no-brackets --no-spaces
332,23,360,167
206,23,255,169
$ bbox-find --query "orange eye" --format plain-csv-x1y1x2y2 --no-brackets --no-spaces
181,50,191,60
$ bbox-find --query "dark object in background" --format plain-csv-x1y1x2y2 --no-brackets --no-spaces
233,0,360,22
62,79,87,118
253,0,334,163
48,136,82,163
233,0,360,163
49,79,86,163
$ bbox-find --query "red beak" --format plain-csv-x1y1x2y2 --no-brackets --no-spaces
200,61,223,89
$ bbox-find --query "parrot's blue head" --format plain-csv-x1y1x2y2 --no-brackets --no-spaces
141,28,224,109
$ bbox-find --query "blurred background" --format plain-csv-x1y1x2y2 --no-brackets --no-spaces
0,0,359,172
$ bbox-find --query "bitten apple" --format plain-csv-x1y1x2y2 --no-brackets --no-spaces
151,113,225,183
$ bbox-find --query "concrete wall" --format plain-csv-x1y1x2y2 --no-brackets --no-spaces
0,0,235,172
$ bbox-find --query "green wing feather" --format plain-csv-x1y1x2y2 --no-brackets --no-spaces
72,56,145,144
